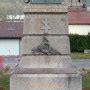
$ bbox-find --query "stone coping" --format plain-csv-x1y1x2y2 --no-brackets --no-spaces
22,54,70,56
13,68,79,74
24,5,68,14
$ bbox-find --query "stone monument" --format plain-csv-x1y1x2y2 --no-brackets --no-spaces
10,0,82,90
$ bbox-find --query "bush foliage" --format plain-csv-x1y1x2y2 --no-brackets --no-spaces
69,34,90,52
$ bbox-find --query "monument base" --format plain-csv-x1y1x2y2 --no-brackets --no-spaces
10,74,82,90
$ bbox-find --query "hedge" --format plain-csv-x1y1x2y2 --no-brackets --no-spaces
87,33,90,49
69,34,90,52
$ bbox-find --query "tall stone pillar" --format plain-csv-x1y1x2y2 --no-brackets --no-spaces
10,0,82,90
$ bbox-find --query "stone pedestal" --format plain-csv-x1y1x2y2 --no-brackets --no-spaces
10,3,82,90
11,74,82,90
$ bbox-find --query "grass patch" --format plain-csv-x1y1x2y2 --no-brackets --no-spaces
82,70,90,88
71,52,90,59
0,70,10,90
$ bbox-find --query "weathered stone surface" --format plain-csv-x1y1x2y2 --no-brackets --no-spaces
68,75,82,90
23,14,68,34
21,36,70,55
20,56,71,68
10,74,82,90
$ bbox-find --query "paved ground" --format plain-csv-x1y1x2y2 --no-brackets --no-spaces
72,59,90,69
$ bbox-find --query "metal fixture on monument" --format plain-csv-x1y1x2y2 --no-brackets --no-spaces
10,0,82,90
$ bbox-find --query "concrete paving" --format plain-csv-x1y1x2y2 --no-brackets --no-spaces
72,59,90,69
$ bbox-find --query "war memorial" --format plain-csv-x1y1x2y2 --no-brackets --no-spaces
10,0,82,90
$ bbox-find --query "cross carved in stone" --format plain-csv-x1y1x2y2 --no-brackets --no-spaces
41,18,51,34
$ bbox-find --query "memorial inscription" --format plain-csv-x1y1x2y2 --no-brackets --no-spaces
31,82,64,88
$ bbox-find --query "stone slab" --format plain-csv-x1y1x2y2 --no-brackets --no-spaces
24,5,68,13
23,14,69,34
13,68,78,74
21,36,70,55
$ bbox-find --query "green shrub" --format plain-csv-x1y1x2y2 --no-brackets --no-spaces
69,34,90,52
